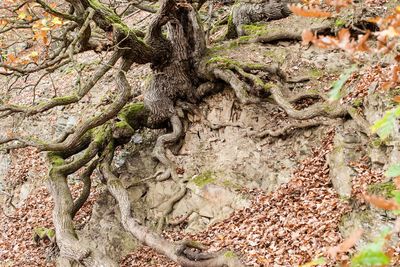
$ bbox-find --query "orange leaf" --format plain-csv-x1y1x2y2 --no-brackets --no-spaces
289,4,332,18
327,229,363,259
394,177,400,189
302,29,315,45
393,95,400,103
356,31,370,52
363,194,400,210
6,54,17,64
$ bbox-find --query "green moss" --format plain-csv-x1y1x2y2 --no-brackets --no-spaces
93,125,111,145
371,138,383,148
192,171,216,188
352,98,363,108
48,152,64,166
207,56,238,68
241,24,268,36
335,19,346,27
238,35,252,42
367,181,396,198
309,68,323,78
33,227,55,240
221,179,241,190
263,82,274,91
118,102,145,122
223,251,237,258
306,89,319,94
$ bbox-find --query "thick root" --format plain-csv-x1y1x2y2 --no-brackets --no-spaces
248,118,341,138
100,144,245,267
270,85,348,119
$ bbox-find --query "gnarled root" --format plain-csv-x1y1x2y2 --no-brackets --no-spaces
270,85,348,119
248,118,341,138
151,114,188,232
99,144,245,267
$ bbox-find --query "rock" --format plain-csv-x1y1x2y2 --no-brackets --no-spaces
0,153,11,191
328,133,356,198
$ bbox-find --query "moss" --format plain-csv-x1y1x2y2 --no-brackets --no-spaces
33,227,55,240
192,171,216,188
367,181,396,198
308,68,323,79
223,250,237,258
118,102,145,122
207,56,238,68
238,35,252,42
371,138,383,148
241,24,268,36
221,179,241,190
93,125,111,145
48,152,64,166
263,82,275,91
352,98,363,108
306,89,319,94
335,19,346,27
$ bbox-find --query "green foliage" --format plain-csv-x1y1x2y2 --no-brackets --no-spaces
328,65,357,101
350,230,390,267
371,105,400,140
386,164,400,177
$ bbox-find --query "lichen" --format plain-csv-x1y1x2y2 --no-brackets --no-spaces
192,171,216,188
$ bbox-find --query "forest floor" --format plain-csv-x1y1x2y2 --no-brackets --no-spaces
1,1,399,267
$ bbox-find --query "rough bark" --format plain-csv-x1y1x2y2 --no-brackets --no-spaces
227,0,293,38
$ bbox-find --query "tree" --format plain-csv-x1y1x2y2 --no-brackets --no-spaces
0,0,367,266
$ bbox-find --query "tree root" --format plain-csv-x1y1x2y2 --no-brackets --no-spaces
213,68,260,104
151,114,189,232
248,118,341,138
99,144,245,267
270,85,348,119
71,159,98,219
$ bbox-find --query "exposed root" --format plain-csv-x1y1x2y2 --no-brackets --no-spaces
71,159,98,219
248,118,341,138
151,114,189,232
213,68,260,104
270,85,348,119
99,144,245,267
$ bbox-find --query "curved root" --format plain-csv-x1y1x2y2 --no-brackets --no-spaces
100,144,244,267
248,118,341,138
270,85,348,119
